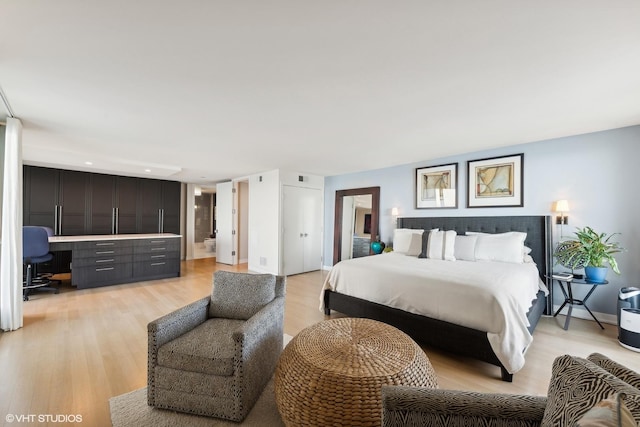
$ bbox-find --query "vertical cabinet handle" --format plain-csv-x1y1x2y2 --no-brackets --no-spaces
58,205,63,235
115,207,119,234
158,209,162,233
111,208,116,234
54,205,59,235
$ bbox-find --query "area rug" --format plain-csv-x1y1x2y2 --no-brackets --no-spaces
110,335,291,427
109,377,284,427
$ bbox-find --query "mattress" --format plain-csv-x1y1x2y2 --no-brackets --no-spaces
320,252,548,373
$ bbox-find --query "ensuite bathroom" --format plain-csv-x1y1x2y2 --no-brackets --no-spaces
193,190,216,259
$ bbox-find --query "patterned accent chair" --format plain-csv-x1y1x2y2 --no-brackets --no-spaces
382,353,640,426
147,271,286,422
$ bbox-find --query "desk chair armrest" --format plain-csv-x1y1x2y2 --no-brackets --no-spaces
382,386,546,427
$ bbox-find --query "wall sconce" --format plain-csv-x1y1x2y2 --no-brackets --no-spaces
194,186,202,196
554,200,569,225
391,207,399,216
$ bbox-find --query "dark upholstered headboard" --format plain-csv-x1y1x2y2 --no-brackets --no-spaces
397,216,553,283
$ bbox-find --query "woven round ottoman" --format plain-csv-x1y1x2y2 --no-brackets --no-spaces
274,318,438,427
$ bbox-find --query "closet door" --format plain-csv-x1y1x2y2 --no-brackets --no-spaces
58,170,89,235
115,176,138,234
89,174,116,234
283,186,322,275
161,181,181,234
23,166,59,230
138,179,162,233
302,188,322,272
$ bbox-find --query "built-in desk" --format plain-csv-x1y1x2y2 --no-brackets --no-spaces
49,233,181,289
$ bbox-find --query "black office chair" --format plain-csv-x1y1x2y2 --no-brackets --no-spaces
23,226,60,301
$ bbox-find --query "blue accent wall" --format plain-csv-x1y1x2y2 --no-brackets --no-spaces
324,125,640,316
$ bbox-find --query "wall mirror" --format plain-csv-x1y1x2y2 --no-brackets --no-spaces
333,186,380,265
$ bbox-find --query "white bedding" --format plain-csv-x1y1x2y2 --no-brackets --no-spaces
320,252,548,374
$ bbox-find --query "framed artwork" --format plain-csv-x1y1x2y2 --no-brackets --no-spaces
467,153,523,208
415,163,458,209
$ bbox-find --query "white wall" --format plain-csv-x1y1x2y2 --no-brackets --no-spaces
245,169,324,275
248,170,280,274
324,125,640,316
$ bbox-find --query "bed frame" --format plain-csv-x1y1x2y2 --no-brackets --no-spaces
323,215,553,382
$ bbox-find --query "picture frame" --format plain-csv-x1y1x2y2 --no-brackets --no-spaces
467,153,523,208
415,163,458,209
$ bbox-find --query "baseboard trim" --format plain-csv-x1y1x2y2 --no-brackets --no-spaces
552,304,617,326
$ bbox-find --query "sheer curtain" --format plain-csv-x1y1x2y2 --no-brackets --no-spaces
0,117,23,331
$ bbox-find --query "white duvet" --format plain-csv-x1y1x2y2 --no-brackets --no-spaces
320,252,548,374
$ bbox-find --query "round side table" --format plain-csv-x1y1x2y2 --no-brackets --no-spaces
274,317,437,427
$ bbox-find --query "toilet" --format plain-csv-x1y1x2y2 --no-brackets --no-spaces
204,238,216,252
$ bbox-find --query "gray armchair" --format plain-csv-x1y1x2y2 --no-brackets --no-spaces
147,271,286,422
381,353,640,426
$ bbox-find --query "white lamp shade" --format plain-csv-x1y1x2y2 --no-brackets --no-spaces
391,207,399,216
555,200,569,212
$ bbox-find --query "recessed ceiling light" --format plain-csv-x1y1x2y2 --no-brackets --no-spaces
145,169,151,173
85,161,93,165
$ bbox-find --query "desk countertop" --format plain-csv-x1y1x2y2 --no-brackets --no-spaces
48,233,182,243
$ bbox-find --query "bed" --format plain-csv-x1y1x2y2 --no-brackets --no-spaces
321,215,553,382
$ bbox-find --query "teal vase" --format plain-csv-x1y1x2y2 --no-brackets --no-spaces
371,241,385,254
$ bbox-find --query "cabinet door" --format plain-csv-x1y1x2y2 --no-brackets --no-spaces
89,174,116,235
23,166,59,230
115,176,138,234
59,170,89,235
138,179,162,233
161,181,181,234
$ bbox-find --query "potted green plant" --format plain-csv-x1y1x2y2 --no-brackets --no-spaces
554,226,622,282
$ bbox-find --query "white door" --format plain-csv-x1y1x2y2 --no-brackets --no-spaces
283,186,322,275
302,188,322,272
215,181,236,265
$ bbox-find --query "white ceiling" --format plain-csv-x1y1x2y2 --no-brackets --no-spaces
2,1,639,184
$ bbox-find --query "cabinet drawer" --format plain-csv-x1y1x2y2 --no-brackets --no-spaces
73,263,133,288
133,258,180,278
75,240,133,250
133,252,179,263
72,253,132,268
134,238,180,254
74,245,133,259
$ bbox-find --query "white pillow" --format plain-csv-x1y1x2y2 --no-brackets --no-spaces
454,235,477,261
466,231,527,264
426,230,456,261
393,228,424,256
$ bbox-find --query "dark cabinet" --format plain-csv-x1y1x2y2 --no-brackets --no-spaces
70,236,180,289
88,174,116,235
24,166,180,236
87,174,140,235
24,166,89,235
24,166,59,231
138,178,180,234
161,181,181,234
116,176,139,234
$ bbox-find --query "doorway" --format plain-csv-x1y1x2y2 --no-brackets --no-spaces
193,189,216,259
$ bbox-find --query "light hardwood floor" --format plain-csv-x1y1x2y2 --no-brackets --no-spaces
1,258,638,426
